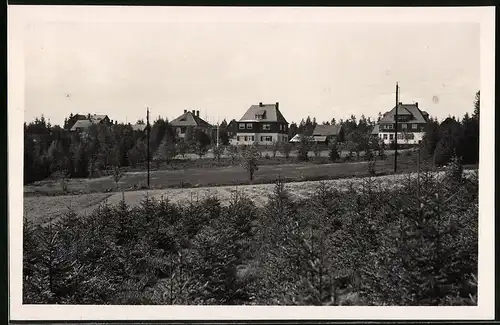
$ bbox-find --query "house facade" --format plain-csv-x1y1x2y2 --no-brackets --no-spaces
376,102,429,145
170,110,212,139
235,102,289,145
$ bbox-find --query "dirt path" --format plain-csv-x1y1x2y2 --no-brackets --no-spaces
24,170,475,226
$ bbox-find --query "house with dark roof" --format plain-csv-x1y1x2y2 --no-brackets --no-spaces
311,124,344,144
376,102,429,145
70,114,111,132
170,110,212,139
235,102,289,145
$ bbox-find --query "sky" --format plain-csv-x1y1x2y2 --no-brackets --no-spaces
20,7,480,126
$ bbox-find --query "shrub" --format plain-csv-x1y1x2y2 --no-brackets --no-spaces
364,149,374,162
297,136,311,162
271,141,280,158
280,142,292,159
225,145,239,165
212,145,224,162
444,154,463,185
367,160,376,176
312,143,322,158
328,141,340,162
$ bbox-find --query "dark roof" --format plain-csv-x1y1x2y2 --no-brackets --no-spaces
312,124,342,136
170,111,212,128
380,103,428,124
371,124,380,135
70,120,93,131
239,103,288,124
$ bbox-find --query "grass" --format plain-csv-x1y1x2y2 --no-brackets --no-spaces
26,153,432,197
23,169,476,227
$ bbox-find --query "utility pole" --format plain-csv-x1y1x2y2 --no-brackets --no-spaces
417,147,420,201
216,122,220,147
394,82,399,173
146,107,150,188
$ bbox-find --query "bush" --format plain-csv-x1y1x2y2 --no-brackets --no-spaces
297,136,311,162
328,141,340,162
280,143,292,159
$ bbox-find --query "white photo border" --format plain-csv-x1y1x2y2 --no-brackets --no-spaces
8,5,496,321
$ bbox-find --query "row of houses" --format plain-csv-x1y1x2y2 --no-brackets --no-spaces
69,100,430,146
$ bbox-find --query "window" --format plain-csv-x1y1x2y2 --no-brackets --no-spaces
389,134,394,140
383,134,388,140
262,124,271,130
397,134,403,139
262,136,272,142
244,136,248,141
237,136,240,141
246,123,253,129
255,114,263,120
250,136,254,141
387,124,394,129
406,133,415,140
412,124,418,129
401,124,407,129
239,123,245,129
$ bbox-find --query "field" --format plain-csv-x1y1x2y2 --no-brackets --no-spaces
25,152,421,196
23,169,475,227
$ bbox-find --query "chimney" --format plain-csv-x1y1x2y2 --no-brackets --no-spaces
196,110,200,117
276,102,279,110
192,110,195,115
184,109,187,113
398,102,402,106
259,102,263,107
415,102,418,108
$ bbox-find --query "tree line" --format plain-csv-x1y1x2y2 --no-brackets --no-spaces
23,91,479,185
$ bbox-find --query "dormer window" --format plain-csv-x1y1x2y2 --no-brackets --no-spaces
255,110,266,120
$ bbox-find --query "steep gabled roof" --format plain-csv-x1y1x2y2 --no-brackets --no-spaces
70,119,93,131
170,111,212,128
239,103,288,124
380,103,428,124
312,124,342,136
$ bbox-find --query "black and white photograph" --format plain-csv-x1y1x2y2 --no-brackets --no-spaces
8,5,495,322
